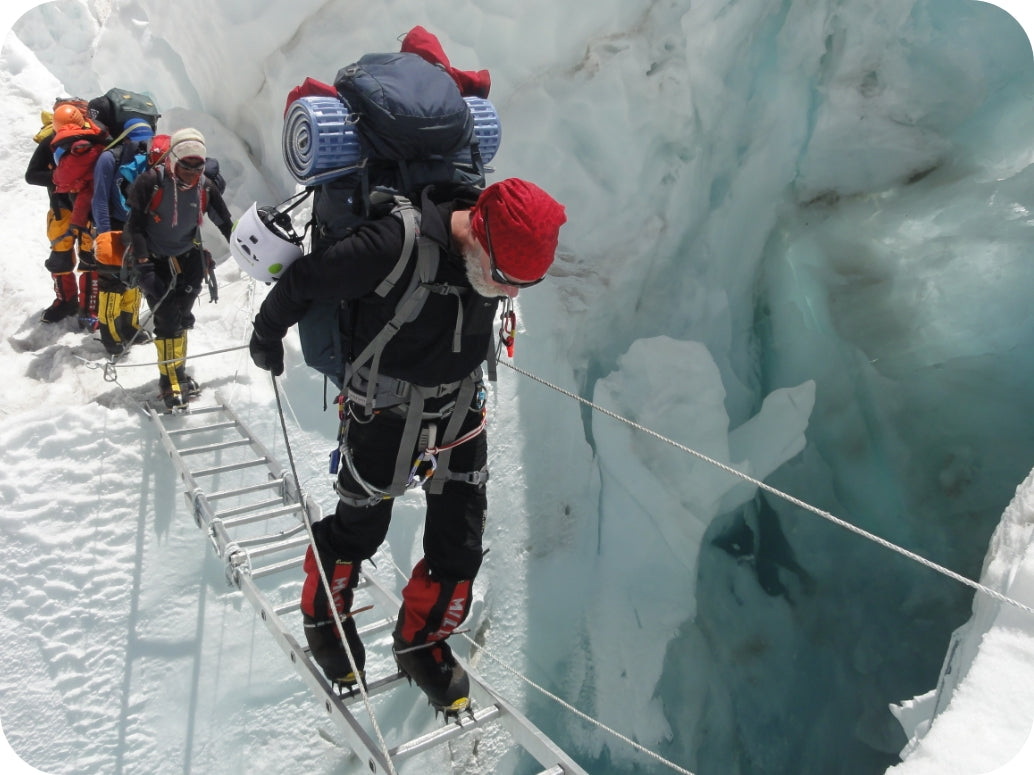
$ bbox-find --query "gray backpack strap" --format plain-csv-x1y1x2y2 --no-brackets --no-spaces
389,387,428,497
425,373,479,495
373,197,419,297
352,232,440,412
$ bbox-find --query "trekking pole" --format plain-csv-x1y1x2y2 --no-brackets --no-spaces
269,372,399,775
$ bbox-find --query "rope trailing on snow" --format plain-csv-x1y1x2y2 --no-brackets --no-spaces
270,373,399,775
500,360,1034,618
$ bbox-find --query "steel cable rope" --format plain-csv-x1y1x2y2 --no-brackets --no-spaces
499,360,1034,618
269,372,400,775
378,552,697,775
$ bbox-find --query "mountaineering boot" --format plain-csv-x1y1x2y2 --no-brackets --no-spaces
116,286,144,346
97,289,128,354
300,546,365,688
303,614,366,690
158,378,188,410
78,270,100,331
155,334,190,409
393,559,473,713
392,634,470,713
40,272,79,323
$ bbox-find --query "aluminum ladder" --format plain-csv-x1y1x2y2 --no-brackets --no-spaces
147,392,588,775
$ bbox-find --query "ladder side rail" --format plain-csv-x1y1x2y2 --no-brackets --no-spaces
160,399,588,775
148,406,196,480
213,392,298,502
230,562,397,775
387,705,502,763
467,663,590,775
149,408,220,535
360,571,590,775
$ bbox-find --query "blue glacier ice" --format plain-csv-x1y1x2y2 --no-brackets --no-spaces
4,1,1034,773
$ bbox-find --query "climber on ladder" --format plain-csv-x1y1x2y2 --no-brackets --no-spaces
247,172,566,713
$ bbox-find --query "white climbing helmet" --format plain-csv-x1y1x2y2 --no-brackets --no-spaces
230,202,304,282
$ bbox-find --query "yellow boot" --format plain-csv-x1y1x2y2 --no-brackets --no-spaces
155,334,192,409
97,290,124,354
118,287,143,344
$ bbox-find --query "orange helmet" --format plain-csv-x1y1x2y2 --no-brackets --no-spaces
52,103,85,130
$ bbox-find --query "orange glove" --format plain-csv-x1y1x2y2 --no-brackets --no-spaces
94,230,126,268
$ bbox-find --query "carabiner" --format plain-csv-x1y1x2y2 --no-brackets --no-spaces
499,308,516,358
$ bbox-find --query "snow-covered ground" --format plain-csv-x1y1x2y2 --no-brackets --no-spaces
4,1,1034,774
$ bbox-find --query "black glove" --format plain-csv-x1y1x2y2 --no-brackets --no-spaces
249,330,284,376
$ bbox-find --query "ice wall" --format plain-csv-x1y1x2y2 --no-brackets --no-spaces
12,0,1034,773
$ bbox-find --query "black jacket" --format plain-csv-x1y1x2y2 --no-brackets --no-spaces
24,139,55,189
25,138,73,212
124,166,233,259
255,185,500,387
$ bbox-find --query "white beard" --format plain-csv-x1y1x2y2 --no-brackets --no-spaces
463,247,507,298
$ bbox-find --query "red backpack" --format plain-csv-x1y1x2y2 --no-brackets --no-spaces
50,119,108,193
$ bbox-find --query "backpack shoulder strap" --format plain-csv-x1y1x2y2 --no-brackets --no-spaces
350,198,435,408
349,194,471,414
146,165,165,213
372,196,421,297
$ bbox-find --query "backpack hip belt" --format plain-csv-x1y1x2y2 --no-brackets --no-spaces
345,365,466,418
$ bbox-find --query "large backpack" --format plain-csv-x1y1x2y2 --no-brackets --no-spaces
277,47,501,389
88,87,161,141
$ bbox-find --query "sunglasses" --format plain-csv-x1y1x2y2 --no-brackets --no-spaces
483,210,545,288
175,157,206,172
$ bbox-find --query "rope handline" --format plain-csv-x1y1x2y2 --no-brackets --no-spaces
499,360,1034,618
379,555,696,775
470,637,695,774
105,343,249,368
269,373,399,775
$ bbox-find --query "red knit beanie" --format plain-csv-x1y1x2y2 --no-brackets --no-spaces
470,179,567,283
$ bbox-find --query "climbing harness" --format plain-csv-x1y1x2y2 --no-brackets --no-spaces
333,369,489,507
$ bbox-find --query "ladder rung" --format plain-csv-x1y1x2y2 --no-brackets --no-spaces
179,438,254,456
231,522,307,549
267,607,395,636
389,704,502,762
356,616,395,639
214,497,286,519
167,419,239,437
274,601,299,617
190,458,269,477
241,534,310,561
339,671,409,705
181,404,224,416
248,554,306,580
214,502,304,529
206,479,285,500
